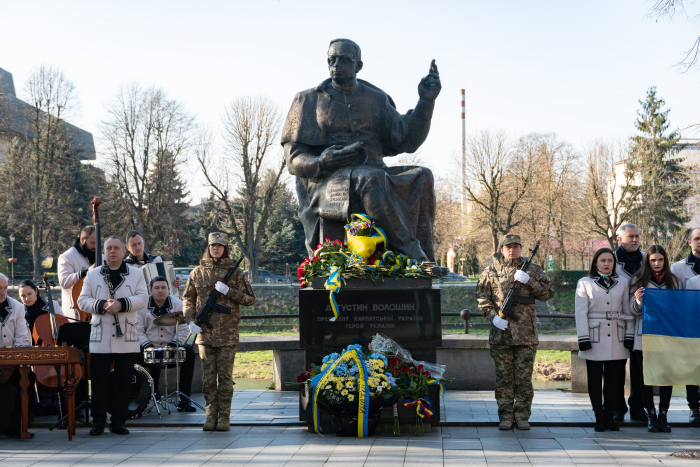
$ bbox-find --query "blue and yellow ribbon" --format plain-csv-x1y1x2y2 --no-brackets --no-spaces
404,397,434,419
428,379,445,397
349,213,389,249
311,350,370,437
324,266,343,321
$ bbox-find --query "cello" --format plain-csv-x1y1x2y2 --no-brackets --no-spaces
33,274,83,388
70,197,102,322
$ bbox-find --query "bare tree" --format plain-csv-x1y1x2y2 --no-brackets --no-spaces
100,84,194,255
196,96,286,283
648,1,700,71
1,65,94,279
459,130,537,254
581,141,635,249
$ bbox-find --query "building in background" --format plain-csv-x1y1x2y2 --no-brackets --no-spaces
0,67,95,162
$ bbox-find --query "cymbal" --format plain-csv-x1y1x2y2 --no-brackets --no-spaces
153,311,187,326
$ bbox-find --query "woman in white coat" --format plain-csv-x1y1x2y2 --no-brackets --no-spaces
629,244,680,433
575,247,634,432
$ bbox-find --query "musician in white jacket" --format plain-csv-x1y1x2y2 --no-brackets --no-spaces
78,236,148,436
57,226,97,321
0,273,32,437
136,276,196,411
575,248,634,432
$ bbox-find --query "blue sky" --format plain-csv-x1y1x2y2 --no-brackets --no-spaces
2,0,699,201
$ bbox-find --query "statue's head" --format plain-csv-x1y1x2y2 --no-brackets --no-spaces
328,38,363,85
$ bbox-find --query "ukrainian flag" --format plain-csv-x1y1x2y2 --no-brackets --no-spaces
642,288,700,386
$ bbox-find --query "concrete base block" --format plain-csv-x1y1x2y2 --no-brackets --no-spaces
437,348,496,390
273,349,306,391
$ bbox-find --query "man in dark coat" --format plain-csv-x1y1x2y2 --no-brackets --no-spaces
281,38,441,262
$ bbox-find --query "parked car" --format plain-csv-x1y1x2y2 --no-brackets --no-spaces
433,272,471,283
243,269,285,283
174,267,194,284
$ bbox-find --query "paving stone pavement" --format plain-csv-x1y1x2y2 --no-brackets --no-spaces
33,389,699,427
3,425,700,466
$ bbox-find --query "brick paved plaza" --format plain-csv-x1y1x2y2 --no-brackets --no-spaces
3,389,700,466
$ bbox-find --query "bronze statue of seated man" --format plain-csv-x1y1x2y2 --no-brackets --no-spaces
281,38,441,262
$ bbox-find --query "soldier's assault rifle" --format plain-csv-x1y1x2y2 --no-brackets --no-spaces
195,256,245,329
493,241,540,341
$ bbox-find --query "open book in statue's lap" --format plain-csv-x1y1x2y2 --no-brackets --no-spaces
281,39,441,263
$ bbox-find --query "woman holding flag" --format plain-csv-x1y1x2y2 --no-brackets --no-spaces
629,244,681,433
575,248,634,432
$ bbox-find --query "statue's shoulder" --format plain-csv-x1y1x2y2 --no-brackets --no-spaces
358,80,396,109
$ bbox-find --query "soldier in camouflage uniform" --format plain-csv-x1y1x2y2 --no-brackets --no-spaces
183,232,255,431
477,234,554,430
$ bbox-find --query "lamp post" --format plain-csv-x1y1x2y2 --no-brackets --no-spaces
460,257,466,276
9,234,16,287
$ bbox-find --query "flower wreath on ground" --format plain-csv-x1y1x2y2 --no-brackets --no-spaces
296,214,437,320
297,334,450,437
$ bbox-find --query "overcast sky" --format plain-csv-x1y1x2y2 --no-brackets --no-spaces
2,0,700,203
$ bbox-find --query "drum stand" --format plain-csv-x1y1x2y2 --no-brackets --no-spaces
162,322,204,413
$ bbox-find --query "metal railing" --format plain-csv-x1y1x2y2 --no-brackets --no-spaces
239,309,576,334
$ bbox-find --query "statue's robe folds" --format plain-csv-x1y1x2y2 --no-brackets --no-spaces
281,79,436,262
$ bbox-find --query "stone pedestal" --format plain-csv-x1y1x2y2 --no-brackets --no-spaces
298,279,442,430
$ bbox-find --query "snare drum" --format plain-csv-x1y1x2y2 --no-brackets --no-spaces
143,347,186,365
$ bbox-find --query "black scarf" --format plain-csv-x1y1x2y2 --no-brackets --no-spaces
0,299,9,323
124,251,157,265
25,296,48,329
686,254,700,276
615,246,643,277
103,261,128,291
74,237,96,265
149,295,171,317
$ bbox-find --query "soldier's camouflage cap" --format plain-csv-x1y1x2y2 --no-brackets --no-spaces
499,234,522,248
208,232,229,246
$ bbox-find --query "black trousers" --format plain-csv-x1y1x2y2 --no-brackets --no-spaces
687,385,700,410
0,369,35,436
90,353,138,425
631,350,672,411
614,353,644,414
138,346,195,398
586,359,625,414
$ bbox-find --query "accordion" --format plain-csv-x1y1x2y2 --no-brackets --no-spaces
140,261,179,296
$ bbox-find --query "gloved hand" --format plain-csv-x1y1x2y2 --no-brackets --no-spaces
579,340,592,351
514,270,530,284
188,322,202,334
492,315,509,330
624,337,635,350
215,281,230,295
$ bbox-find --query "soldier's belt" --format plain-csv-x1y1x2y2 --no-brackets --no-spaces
587,312,634,321
511,296,536,305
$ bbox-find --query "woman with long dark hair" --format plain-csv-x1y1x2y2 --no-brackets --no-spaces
17,279,64,337
575,247,634,431
629,244,681,433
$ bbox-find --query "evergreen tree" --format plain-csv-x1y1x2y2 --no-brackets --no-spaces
626,87,690,244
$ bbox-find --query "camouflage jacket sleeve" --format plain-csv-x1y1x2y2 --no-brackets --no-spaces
183,268,199,323
225,270,256,307
526,263,555,302
477,266,498,322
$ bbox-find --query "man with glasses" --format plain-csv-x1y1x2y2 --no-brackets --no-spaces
281,38,441,262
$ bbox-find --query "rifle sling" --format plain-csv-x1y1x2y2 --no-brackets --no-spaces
511,295,535,305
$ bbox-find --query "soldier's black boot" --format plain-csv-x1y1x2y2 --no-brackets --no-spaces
594,410,606,432
658,409,672,433
647,408,660,433
690,408,700,426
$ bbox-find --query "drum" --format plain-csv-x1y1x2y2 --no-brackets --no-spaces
109,364,154,418
143,347,186,365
